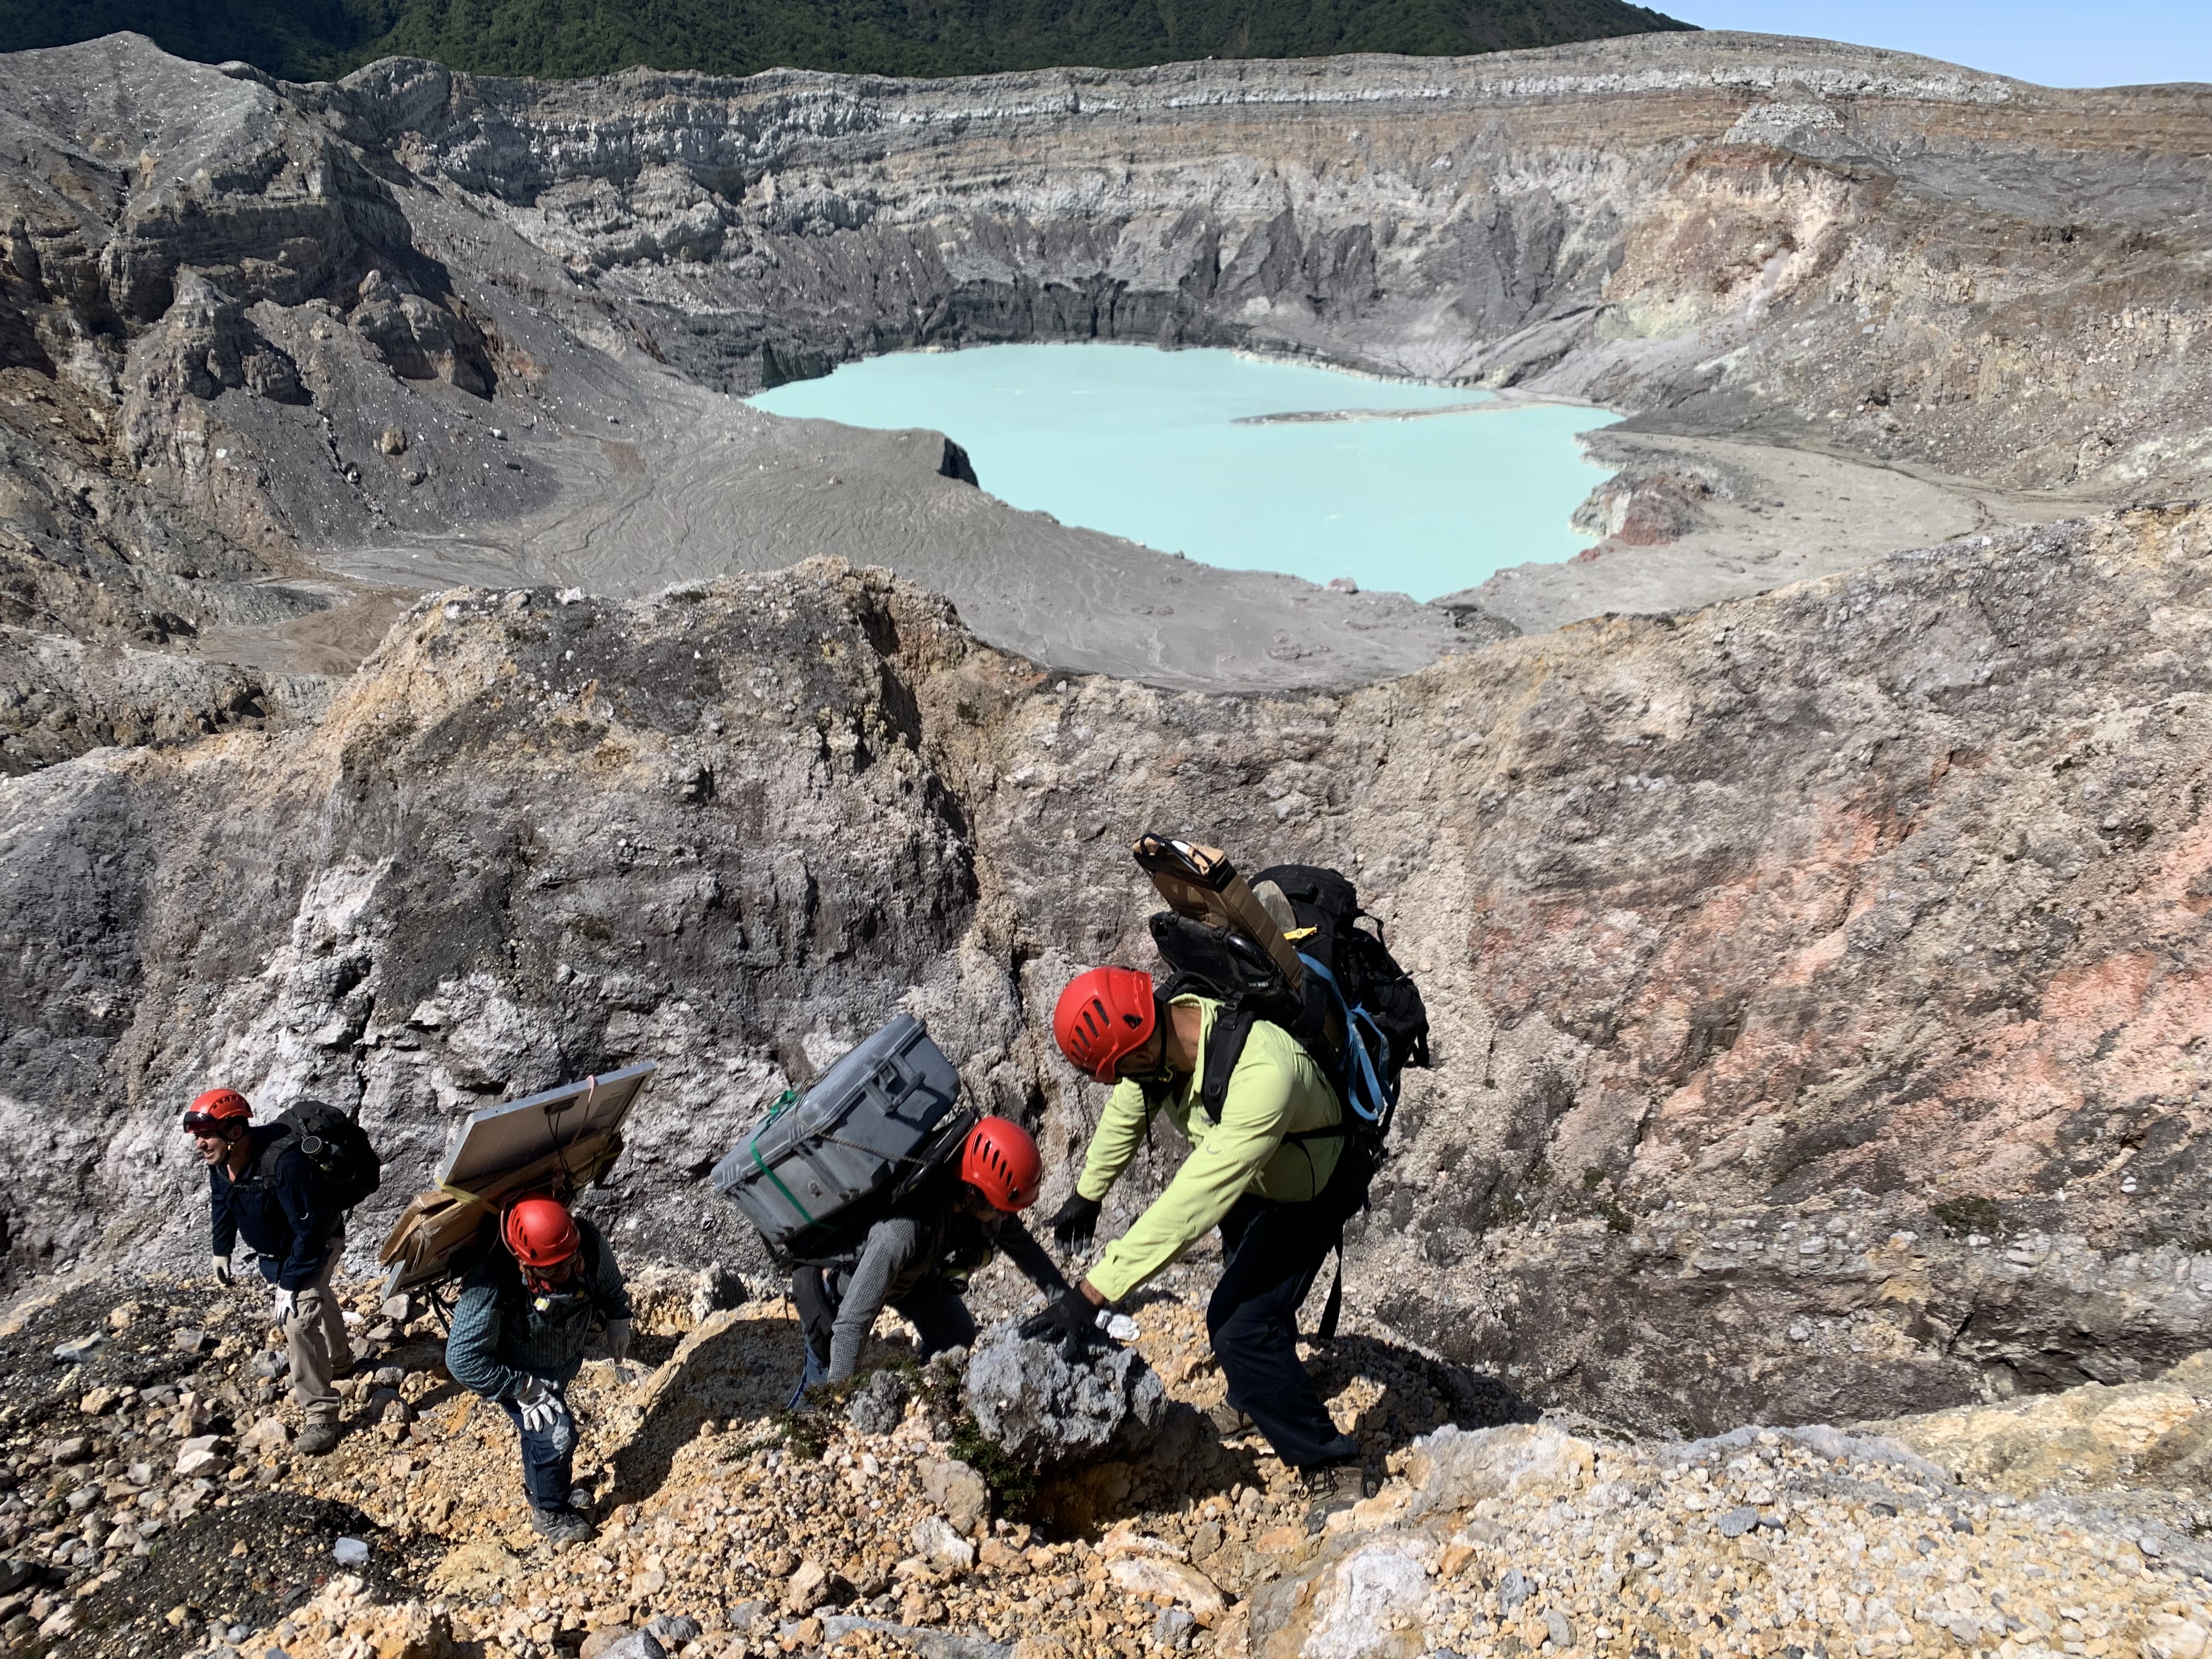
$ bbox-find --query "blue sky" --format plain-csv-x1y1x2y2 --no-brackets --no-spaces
1674,0,2212,87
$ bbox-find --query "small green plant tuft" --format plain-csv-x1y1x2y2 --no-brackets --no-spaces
949,1413,1038,1513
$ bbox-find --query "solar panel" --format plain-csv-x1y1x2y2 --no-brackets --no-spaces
435,1063,657,1194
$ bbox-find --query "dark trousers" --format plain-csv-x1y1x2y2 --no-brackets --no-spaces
498,1401,575,1510
791,1267,978,1384
1207,1149,1369,1470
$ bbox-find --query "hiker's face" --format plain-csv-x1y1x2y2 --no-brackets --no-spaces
524,1254,582,1293
190,1127,236,1165
1114,1025,1169,1085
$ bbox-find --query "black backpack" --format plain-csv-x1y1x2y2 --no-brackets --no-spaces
1135,838,1430,1340
1141,846,1431,1142
268,1099,383,1212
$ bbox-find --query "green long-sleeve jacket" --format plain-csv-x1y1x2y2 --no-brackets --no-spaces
1076,995,1344,1304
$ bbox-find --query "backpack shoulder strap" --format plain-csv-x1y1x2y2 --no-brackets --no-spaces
1195,1001,1257,1122
242,1126,296,1188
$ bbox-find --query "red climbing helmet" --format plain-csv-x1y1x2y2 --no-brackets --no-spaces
182,1088,252,1134
960,1116,1043,1212
1052,966,1158,1084
503,1196,582,1272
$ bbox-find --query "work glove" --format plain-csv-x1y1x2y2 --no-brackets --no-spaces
514,1377,571,1435
272,1287,296,1323
211,1255,234,1286
1019,1287,1108,1364
606,1319,640,1382
1048,1193,1102,1254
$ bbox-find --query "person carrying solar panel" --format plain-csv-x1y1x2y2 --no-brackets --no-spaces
445,1195,632,1545
791,1116,1067,1402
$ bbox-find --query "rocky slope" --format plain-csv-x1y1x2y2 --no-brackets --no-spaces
1,30,2207,731
3,499,2208,1439
2,16,2211,1491
2,1258,2204,1659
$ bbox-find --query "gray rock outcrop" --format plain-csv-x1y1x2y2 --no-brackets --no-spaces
2,502,2210,1435
963,1322,1167,1468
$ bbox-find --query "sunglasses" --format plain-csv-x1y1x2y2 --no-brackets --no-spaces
181,1113,241,1135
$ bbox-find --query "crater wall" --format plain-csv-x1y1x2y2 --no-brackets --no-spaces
4,506,2207,1433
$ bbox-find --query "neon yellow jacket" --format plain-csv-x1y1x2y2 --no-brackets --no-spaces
1076,996,1344,1304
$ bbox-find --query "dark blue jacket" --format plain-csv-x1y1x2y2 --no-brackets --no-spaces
208,1125,341,1291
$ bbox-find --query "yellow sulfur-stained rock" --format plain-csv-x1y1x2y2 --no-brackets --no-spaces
426,1541,526,1599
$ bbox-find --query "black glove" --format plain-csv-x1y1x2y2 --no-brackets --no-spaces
1019,1288,1108,1363
1048,1193,1102,1254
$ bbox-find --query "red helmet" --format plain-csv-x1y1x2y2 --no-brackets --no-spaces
960,1116,1042,1212
182,1088,252,1133
503,1197,582,1271
1053,967,1158,1084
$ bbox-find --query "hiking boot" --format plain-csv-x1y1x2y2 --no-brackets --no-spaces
1301,1459,1373,1534
529,1506,597,1546
295,1420,342,1457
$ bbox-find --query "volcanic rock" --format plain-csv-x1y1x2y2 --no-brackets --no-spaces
847,1368,912,1437
962,1322,1166,1469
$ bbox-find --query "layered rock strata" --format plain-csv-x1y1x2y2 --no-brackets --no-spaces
2,31,2208,714
299,33,2212,498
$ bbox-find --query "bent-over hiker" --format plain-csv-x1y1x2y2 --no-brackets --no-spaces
1033,966,1372,1526
793,1116,1067,1400
445,1196,631,1544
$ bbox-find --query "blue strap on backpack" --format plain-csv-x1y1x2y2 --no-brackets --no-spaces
1296,952,1396,1130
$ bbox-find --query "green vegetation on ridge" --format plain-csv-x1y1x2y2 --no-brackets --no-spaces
7,0,1692,85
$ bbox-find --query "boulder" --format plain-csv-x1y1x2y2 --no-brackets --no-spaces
690,1263,749,1323
962,1321,1164,1469
174,1435,227,1477
1109,1558,1224,1628
783,1557,831,1615
240,1417,291,1452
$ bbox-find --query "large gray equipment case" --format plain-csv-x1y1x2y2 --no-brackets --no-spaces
712,1014,972,1260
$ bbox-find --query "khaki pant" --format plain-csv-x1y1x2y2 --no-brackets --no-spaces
283,1240,354,1427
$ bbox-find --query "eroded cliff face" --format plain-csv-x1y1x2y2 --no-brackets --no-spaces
307,35,2212,495
5,505,2207,1434
1,31,2208,751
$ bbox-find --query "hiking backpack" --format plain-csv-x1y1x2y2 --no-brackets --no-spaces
712,1014,977,1267
1136,835,1431,1144
267,1099,383,1212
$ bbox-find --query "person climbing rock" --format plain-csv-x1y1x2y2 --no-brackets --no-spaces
792,1116,1068,1401
188,1087,353,1457
445,1196,633,1544
1034,966,1374,1527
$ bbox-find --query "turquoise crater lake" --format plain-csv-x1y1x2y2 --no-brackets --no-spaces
749,343,1620,603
